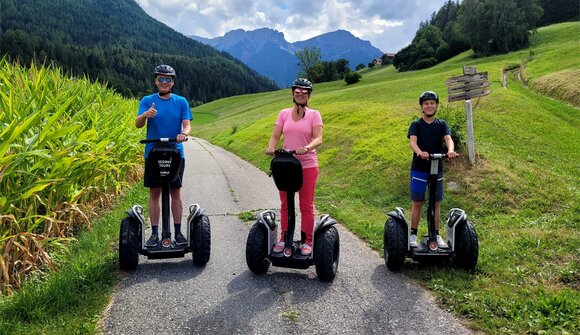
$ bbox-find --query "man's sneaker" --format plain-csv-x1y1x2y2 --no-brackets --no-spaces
300,243,312,256
437,235,449,248
146,234,159,247
409,234,418,247
174,232,188,246
272,242,284,253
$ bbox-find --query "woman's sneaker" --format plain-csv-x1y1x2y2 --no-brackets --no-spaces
436,235,448,248
300,243,312,256
272,242,284,253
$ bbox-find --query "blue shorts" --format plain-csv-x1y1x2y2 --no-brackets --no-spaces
410,170,444,201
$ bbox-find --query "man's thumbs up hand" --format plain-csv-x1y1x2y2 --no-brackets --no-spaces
145,102,157,118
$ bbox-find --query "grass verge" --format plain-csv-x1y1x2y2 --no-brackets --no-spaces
0,185,148,335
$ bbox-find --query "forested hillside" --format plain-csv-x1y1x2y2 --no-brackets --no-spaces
0,0,278,104
393,0,578,72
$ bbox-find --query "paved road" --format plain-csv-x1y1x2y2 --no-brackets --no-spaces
102,138,472,335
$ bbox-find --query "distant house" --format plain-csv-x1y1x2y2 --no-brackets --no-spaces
371,53,397,66
383,52,396,60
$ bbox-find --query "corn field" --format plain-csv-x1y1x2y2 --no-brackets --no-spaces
0,58,143,294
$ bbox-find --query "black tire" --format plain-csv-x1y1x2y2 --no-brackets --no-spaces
453,221,479,271
119,217,140,270
245,223,271,274
315,226,340,282
191,214,211,266
383,218,406,271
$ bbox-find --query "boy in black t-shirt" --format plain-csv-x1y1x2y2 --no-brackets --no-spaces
407,91,458,248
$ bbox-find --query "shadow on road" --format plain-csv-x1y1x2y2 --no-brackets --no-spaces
119,257,206,288
184,269,332,333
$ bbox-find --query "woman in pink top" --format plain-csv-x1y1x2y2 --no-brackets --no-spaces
266,78,323,256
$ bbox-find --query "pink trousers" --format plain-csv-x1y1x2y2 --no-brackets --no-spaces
279,167,319,245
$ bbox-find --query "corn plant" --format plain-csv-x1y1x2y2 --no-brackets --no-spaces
0,58,143,294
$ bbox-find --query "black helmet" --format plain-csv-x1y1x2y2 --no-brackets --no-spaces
154,64,176,77
419,91,439,105
291,78,313,92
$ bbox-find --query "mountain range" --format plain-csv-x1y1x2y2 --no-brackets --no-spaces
0,0,278,103
191,28,383,87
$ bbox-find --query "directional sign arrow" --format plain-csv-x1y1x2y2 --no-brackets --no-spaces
448,89,492,102
445,72,488,85
448,81,491,94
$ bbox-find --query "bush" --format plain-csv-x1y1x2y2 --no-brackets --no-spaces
414,57,439,70
437,105,466,152
344,72,362,85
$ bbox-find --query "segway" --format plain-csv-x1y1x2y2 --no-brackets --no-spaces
245,149,340,281
383,153,478,271
119,138,211,270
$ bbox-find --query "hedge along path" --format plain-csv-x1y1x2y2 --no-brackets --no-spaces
0,58,142,294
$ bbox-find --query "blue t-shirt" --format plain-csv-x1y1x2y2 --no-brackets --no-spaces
138,93,192,158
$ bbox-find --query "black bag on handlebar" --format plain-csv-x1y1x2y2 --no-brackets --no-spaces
147,144,182,182
270,151,303,192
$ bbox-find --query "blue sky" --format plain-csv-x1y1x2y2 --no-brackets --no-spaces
135,0,451,53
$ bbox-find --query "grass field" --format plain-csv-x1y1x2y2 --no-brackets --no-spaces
191,22,580,334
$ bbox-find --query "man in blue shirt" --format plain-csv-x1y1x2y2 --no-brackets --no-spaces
136,65,192,247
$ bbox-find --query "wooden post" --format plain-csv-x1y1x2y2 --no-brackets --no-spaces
465,99,476,164
502,71,507,88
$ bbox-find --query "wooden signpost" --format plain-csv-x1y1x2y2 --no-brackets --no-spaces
446,66,492,164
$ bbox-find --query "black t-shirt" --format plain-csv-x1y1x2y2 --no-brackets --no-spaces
407,118,451,172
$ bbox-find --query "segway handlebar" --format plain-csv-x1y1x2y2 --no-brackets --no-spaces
140,137,188,144
274,149,296,155
428,153,448,160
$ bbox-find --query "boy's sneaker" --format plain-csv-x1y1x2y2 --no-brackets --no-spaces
300,243,312,256
174,232,188,246
146,234,159,247
409,234,418,247
272,242,284,253
437,235,448,248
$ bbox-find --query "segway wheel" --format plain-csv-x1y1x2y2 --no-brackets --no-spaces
383,218,406,271
315,226,340,282
191,214,211,266
245,223,271,274
119,217,140,270
453,221,479,271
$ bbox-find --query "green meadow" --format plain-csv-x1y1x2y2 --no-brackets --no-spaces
192,22,580,333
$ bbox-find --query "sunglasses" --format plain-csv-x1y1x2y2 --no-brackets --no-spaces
293,88,309,94
157,77,173,83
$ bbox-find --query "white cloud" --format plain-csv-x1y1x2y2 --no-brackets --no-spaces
134,0,449,52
